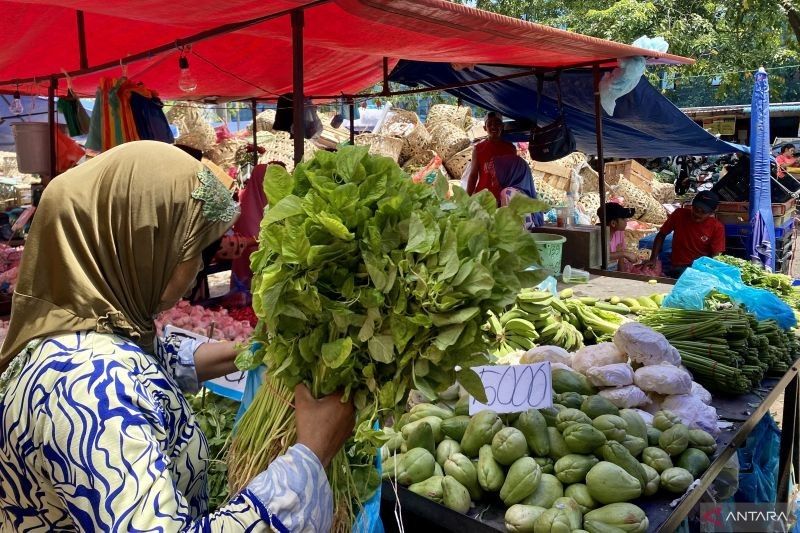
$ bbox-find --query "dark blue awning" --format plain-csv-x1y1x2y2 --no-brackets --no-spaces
390,61,742,158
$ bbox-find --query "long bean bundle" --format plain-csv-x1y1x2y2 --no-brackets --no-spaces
229,147,547,530
639,307,798,393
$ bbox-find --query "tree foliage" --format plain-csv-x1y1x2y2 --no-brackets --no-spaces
455,0,800,105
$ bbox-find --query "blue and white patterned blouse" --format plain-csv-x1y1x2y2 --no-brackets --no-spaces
0,331,332,532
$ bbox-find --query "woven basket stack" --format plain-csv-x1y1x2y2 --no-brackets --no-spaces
426,104,473,131
167,104,217,153
609,177,668,225
652,181,678,204
429,122,470,163
255,131,318,172
249,109,277,133
354,134,404,163
206,138,246,173
378,109,431,163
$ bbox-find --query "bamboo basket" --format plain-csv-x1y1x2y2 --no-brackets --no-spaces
578,192,601,224
426,104,473,130
610,178,667,225
402,150,437,175
652,181,678,204
354,134,404,163
444,147,472,180
429,122,470,161
533,176,566,207
206,138,246,172
250,109,277,133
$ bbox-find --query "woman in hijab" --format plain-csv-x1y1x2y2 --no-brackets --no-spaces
0,141,353,531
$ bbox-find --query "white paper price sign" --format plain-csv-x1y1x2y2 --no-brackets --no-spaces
467,362,553,415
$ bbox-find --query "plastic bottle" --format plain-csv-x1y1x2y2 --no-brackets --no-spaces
565,191,576,227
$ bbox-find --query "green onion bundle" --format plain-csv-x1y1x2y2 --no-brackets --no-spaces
639,307,798,394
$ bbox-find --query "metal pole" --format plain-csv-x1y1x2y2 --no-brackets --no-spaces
47,77,58,184
76,10,88,69
778,372,798,512
250,99,258,165
291,10,304,165
382,57,390,96
348,98,355,145
593,64,608,270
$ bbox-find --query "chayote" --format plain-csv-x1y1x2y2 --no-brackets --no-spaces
477,444,505,492
492,427,529,465
585,462,642,504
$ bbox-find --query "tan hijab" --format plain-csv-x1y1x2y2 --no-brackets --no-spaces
0,141,238,370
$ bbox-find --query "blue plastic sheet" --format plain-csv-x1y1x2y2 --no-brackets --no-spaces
748,69,775,270
235,367,384,533
662,257,797,329
736,414,780,504
390,61,742,158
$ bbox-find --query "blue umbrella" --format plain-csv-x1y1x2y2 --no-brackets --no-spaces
749,67,775,270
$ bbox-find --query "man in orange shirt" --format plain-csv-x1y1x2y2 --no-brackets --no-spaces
776,144,796,179
646,190,725,278
466,112,517,203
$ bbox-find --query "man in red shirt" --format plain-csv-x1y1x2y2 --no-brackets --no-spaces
466,112,517,204
646,190,725,278
776,143,796,179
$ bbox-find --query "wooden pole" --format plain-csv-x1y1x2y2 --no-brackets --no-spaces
593,64,608,270
47,77,58,184
76,10,88,69
291,10,305,165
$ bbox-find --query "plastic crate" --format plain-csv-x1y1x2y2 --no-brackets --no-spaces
724,218,795,239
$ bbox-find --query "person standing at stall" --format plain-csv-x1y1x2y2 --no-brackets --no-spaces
776,144,797,179
466,112,517,203
645,190,725,277
0,141,353,531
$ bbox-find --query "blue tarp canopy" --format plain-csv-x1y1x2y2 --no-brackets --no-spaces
390,61,742,158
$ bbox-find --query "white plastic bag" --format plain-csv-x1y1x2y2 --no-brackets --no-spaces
691,381,713,405
522,346,572,367
661,394,720,436
634,363,693,395
598,385,649,408
551,362,573,372
571,343,627,374
643,392,666,415
632,408,654,426
585,363,635,387
613,323,681,367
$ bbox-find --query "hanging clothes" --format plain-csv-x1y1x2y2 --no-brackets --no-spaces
85,82,108,151
56,90,90,137
86,78,174,152
130,92,174,144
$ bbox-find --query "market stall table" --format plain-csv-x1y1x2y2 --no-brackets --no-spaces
380,272,800,533
381,367,799,532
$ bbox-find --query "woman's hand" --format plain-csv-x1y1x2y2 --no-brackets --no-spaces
295,384,355,468
623,252,641,264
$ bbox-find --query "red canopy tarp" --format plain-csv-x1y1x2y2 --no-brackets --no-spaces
0,0,692,100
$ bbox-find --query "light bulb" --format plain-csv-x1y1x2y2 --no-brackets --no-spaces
9,91,23,115
178,56,198,93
